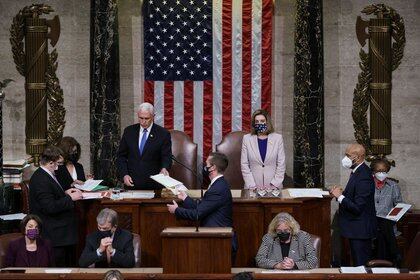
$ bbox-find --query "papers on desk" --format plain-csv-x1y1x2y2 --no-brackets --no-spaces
74,179,106,192
261,270,310,273
45,269,72,273
0,213,26,220
120,191,155,199
82,192,109,200
385,203,412,222
150,174,188,195
339,266,367,273
287,188,329,198
371,267,399,274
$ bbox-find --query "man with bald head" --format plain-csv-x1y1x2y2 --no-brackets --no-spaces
330,144,377,266
117,102,172,190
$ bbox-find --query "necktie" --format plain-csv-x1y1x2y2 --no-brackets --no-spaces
139,128,148,155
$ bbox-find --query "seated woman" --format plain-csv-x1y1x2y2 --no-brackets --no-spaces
256,212,318,270
241,109,285,189
56,136,89,190
5,214,54,267
370,158,404,265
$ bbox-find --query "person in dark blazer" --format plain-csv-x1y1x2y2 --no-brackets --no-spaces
330,143,377,266
116,102,172,190
79,208,135,268
5,214,54,267
56,136,89,191
29,146,83,267
167,152,238,253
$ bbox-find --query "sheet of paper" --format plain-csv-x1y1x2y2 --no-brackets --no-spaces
261,270,310,273
287,188,325,198
340,266,367,273
371,267,399,274
45,269,72,273
120,191,155,199
150,174,188,195
0,213,26,220
74,179,103,192
385,203,412,222
82,192,104,200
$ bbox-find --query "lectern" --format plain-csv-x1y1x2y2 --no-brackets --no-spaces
161,227,233,273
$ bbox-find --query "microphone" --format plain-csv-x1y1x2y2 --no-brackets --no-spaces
171,154,203,232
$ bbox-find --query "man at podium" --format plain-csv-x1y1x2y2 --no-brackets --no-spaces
167,152,238,253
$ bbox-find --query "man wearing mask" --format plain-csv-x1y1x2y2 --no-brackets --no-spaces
167,152,238,257
116,102,172,190
79,208,135,268
330,144,377,266
29,146,83,267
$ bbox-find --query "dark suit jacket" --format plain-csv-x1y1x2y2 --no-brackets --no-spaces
339,163,377,239
56,162,86,191
5,237,54,267
78,228,135,268
29,167,78,247
175,176,233,227
116,123,172,190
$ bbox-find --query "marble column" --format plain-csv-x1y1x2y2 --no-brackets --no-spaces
293,0,324,188
90,0,121,186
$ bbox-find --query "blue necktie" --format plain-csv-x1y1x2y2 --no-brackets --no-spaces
139,128,148,155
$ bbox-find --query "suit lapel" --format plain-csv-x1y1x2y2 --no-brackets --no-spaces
288,235,300,261
250,135,263,164
134,124,141,158
40,168,65,194
266,134,274,162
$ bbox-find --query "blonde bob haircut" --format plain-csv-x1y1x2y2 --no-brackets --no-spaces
267,212,300,237
250,109,274,135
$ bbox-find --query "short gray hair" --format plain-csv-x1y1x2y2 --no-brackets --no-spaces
96,208,118,227
138,102,154,114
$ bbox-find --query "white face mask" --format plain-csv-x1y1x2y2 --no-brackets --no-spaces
375,172,388,182
341,156,353,169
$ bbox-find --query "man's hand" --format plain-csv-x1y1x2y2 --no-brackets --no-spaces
86,174,94,180
160,168,169,176
98,237,112,253
177,190,188,201
65,188,83,201
167,200,178,214
123,175,134,187
106,243,115,255
330,186,343,198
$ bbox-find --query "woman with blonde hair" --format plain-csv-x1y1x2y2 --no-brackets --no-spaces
255,212,318,270
241,109,285,189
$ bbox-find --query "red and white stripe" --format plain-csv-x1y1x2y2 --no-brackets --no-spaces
143,0,272,164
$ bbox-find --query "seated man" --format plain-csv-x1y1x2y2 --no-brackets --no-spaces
79,208,135,268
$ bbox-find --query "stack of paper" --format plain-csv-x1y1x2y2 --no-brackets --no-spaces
120,191,155,199
287,188,329,198
74,179,107,192
150,174,188,195
371,267,399,274
385,203,412,222
340,266,367,273
0,213,26,220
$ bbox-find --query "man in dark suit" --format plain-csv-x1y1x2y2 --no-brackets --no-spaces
167,152,238,254
330,144,377,266
29,146,83,267
117,102,172,190
79,208,135,268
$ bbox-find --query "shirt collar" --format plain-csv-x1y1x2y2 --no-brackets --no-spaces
210,174,223,187
140,123,153,134
352,161,364,173
41,166,56,178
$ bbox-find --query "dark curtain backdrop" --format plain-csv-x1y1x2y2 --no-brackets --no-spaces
90,0,121,186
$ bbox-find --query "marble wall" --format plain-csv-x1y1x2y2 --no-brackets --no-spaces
0,0,419,208
0,0,90,170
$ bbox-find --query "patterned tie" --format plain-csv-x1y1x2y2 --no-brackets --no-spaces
139,128,148,155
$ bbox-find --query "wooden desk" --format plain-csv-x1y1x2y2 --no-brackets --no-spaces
79,193,331,267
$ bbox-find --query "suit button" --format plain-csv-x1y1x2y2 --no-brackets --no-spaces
262,165,265,167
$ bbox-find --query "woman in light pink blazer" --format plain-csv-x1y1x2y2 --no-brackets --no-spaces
241,109,285,189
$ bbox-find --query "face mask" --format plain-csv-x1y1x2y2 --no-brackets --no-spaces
254,123,268,134
68,153,78,164
98,230,112,239
26,228,39,240
375,172,388,182
277,231,290,242
341,156,353,169
202,165,212,178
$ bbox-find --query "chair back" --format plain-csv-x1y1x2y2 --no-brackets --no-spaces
0,233,22,268
170,130,198,189
309,233,321,268
132,233,141,267
404,231,420,271
215,131,246,189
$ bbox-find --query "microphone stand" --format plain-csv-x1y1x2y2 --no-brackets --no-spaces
171,155,203,232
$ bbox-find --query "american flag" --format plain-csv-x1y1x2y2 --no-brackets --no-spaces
143,0,272,162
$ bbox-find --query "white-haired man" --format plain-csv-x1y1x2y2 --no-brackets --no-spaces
117,102,172,190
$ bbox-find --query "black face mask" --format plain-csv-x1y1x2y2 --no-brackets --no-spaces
202,164,212,178
277,231,291,242
68,153,78,164
98,230,112,239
